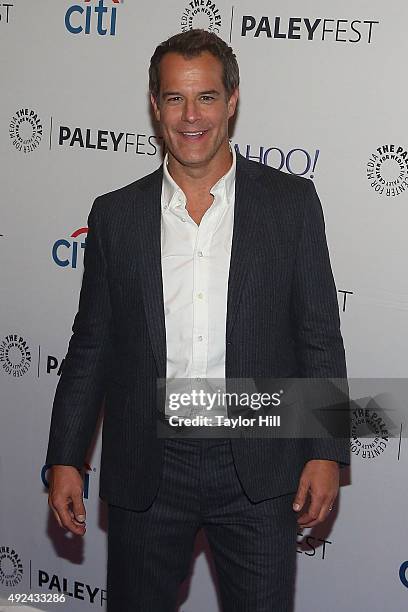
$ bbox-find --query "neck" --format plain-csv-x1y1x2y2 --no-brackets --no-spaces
166,141,233,196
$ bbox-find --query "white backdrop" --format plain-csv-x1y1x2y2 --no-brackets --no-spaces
1,1,407,610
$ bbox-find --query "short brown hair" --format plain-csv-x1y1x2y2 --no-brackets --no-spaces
149,29,239,101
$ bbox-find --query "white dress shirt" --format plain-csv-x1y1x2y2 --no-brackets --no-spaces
161,146,236,419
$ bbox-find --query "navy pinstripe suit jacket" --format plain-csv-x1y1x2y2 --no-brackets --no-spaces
46,153,350,511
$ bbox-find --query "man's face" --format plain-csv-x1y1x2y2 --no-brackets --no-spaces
150,51,238,169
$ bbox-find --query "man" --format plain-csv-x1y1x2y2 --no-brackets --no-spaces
46,29,350,611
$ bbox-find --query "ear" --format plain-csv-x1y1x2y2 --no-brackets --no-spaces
227,87,239,119
150,93,161,122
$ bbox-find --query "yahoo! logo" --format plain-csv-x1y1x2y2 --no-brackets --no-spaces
52,227,88,268
234,143,320,178
65,0,122,36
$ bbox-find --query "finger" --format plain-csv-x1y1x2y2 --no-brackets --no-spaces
293,479,309,512
299,497,335,527
297,494,324,527
68,508,87,527
316,499,336,524
53,497,85,534
71,491,86,524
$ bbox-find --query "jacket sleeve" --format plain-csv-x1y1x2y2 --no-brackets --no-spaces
45,196,113,469
291,180,350,466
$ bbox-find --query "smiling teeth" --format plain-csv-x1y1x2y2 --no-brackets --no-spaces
183,132,203,136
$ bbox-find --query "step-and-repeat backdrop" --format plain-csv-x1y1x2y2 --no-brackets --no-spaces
1,1,407,610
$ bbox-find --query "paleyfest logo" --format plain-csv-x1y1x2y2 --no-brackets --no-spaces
367,144,408,197
0,3,13,24
9,109,43,153
181,0,221,33
241,15,379,44
0,334,32,377
57,123,162,155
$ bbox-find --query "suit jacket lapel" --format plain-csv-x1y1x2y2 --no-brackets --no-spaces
132,167,167,379
226,153,264,339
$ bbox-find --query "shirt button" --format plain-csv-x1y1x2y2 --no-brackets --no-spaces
180,218,186,222
197,251,203,257
197,292,204,300
196,377,202,382
197,335,203,342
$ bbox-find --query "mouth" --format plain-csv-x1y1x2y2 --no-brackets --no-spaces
178,130,209,141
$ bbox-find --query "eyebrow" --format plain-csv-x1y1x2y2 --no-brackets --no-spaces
161,89,221,98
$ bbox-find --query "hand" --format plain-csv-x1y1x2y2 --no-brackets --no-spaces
48,465,87,536
292,459,339,528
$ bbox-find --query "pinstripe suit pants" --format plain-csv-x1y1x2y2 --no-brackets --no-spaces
107,438,298,611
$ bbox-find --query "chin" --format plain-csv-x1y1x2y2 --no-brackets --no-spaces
171,149,211,167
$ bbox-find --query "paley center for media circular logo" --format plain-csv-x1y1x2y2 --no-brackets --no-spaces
181,0,221,33
0,334,32,377
366,144,408,197
9,108,43,153
350,407,389,460
0,546,23,588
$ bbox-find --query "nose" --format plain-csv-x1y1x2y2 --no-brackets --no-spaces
181,99,201,124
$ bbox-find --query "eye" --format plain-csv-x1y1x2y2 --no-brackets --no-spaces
200,95,215,102
167,96,182,103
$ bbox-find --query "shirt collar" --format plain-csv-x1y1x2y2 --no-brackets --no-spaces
161,144,236,212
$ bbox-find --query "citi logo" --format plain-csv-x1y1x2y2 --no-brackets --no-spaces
65,0,122,36
52,227,88,268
